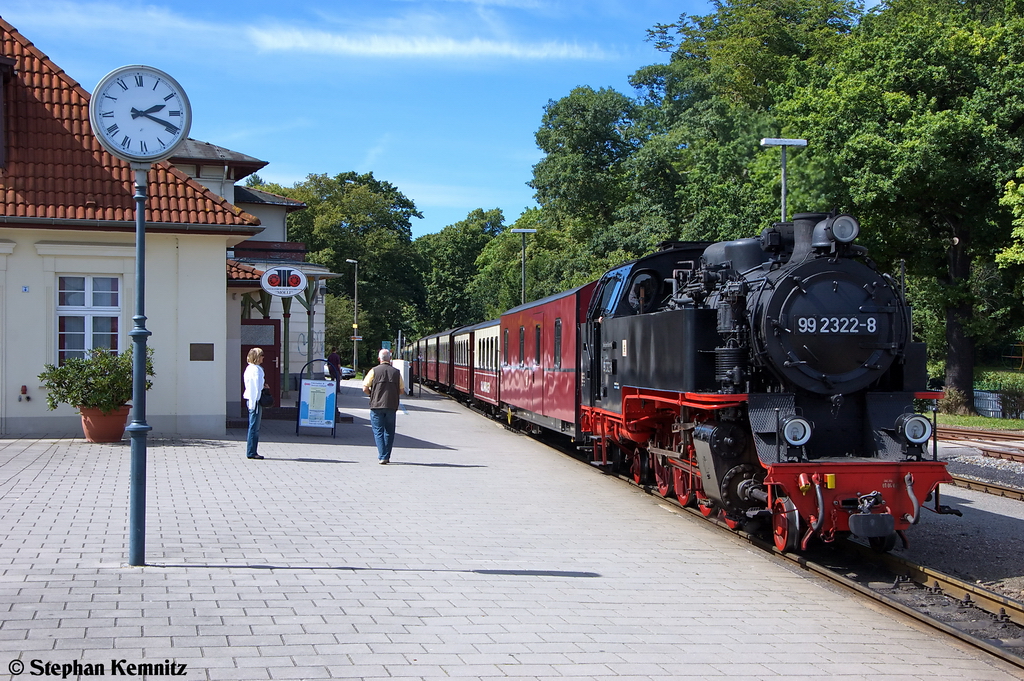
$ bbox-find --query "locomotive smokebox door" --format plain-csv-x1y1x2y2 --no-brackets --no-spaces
754,257,906,395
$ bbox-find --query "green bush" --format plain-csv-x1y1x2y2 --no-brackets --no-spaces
937,387,971,415
38,348,154,415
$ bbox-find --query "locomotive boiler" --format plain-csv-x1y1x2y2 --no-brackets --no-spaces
580,212,953,552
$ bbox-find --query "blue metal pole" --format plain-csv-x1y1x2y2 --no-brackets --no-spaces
127,165,153,566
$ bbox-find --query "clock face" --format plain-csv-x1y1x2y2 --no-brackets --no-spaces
88,65,192,163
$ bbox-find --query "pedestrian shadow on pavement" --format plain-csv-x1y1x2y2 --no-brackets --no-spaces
270,457,358,464
384,461,485,468
398,402,460,414
152,563,600,578
147,438,236,450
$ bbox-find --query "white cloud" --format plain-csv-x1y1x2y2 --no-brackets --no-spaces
360,134,394,169
247,27,607,60
3,1,611,63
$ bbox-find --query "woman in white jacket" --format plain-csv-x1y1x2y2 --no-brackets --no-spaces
243,347,266,459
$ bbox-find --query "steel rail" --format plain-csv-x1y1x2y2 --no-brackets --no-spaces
937,426,1024,463
938,425,1024,443
951,475,1024,501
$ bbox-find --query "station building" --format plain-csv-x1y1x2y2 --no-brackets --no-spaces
0,17,327,436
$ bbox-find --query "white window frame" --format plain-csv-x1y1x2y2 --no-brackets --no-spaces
56,274,123,363
34,240,134,368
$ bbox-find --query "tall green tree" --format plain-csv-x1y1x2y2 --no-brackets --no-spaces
416,208,504,330
782,0,1024,408
631,0,861,241
531,86,639,234
256,172,426,368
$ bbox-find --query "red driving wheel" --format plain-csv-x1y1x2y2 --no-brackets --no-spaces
673,468,693,506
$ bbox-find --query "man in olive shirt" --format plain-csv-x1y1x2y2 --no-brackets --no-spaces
362,348,404,464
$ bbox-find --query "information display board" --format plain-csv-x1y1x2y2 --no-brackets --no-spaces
298,379,336,434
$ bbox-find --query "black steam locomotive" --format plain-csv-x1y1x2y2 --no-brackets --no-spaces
581,212,952,551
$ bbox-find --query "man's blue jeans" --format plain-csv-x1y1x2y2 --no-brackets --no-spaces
370,408,397,461
246,404,262,458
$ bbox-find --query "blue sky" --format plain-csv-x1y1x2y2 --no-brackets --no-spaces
2,0,710,238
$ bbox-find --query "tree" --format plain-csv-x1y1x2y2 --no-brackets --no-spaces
530,86,639,234
416,208,504,330
261,172,426,368
631,0,862,241
782,0,1024,409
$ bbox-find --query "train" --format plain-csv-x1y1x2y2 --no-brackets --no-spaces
405,211,957,553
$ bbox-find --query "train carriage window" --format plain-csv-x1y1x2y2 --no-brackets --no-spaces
519,326,525,364
554,319,562,369
535,325,541,365
504,329,509,365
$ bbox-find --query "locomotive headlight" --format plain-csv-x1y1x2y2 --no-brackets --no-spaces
829,215,860,243
896,413,932,444
781,416,812,446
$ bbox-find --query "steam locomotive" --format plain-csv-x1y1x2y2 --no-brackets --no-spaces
411,212,954,552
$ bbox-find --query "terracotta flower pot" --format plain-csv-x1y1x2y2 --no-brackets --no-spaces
79,405,131,443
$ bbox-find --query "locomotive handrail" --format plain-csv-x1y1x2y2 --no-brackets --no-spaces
620,392,747,411
904,473,921,524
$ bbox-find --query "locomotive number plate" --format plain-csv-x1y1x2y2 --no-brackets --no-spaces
795,316,878,334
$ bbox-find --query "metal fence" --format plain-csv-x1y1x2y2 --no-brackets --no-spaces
974,390,1002,418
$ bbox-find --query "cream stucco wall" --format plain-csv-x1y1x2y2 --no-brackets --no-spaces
0,229,233,438
238,203,286,242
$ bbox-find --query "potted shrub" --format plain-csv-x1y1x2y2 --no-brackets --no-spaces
38,348,155,442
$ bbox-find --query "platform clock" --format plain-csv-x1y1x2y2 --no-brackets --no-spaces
88,65,192,163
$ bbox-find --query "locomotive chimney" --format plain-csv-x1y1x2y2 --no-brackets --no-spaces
790,213,827,262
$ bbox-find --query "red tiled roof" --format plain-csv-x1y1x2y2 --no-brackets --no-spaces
227,259,263,281
0,18,260,231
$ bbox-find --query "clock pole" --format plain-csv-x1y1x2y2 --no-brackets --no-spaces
127,163,153,567
89,64,191,567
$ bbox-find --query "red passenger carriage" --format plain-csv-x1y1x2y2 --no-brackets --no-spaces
470,320,501,407
499,283,597,437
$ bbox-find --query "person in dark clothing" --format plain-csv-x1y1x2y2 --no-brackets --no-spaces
362,348,404,464
327,347,341,378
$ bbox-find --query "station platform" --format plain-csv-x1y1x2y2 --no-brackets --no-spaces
0,381,1021,680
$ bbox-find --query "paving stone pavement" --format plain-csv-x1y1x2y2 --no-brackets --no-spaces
1,381,1022,680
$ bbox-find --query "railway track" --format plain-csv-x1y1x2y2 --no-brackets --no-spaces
938,426,1024,463
951,475,1024,501
937,426,1024,442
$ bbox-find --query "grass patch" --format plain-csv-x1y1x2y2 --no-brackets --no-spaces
936,413,1024,430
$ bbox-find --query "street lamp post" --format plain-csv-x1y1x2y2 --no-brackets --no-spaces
760,138,807,222
510,228,536,305
346,259,358,376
